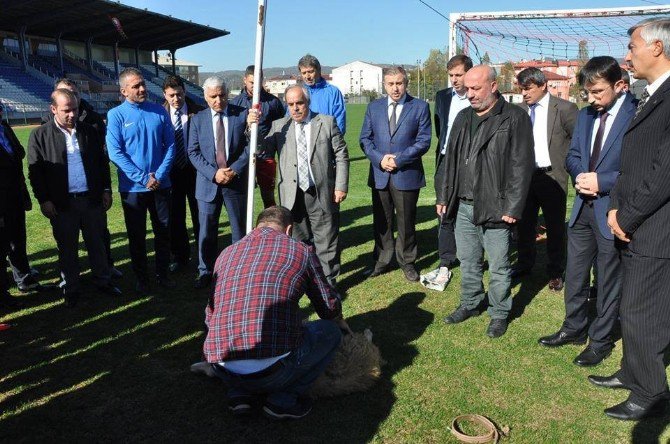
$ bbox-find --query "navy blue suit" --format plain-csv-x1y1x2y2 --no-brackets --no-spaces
560,93,636,350
188,104,249,277
360,94,431,270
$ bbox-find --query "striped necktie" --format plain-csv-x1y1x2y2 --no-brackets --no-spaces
173,109,188,168
297,122,310,191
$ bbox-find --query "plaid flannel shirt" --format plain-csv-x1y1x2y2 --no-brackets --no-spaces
204,227,341,362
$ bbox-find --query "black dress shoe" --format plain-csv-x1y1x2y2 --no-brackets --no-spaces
443,305,479,324
156,276,176,289
487,318,508,338
587,374,627,389
367,266,389,279
604,399,667,421
63,291,80,308
194,274,212,289
17,275,41,292
548,277,564,292
402,266,419,282
110,267,123,279
538,330,587,347
574,346,612,367
97,283,123,297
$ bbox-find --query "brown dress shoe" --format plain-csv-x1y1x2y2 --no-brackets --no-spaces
548,277,564,291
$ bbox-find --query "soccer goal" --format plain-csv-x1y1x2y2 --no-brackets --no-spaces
449,6,670,63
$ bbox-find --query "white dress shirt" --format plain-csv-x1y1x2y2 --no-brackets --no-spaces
442,89,470,155
645,68,670,98
590,92,626,154
210,107,229,159
293,115,315,187
530,92,552,168
387,94,407,124
55,120,88,193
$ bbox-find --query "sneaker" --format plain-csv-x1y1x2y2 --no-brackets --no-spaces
263,399,313,420
420,267,441,283
228,396,254,416
421,266,452,291
17,275,41,292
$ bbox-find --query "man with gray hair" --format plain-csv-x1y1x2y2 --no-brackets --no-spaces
248,85,349,288
188,76,249,289
589,17,670,421
435,65,534,338
298,54,346,135
107,67,175,295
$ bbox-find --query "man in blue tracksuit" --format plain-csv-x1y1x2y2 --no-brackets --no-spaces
297,54,346,135
107,67,175,294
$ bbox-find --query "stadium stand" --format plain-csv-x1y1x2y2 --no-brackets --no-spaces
0,0,227,123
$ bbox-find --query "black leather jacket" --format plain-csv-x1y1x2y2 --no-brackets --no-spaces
435,96,535,227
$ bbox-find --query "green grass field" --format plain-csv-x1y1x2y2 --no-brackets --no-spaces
1,104,668,442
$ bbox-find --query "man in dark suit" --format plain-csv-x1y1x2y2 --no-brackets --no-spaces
53,78,121,279
590,18,670,421
249,85,349,287
231,65,285,209
188,76,249,289
360,66,431,282
539,56,636,367
422,55,473,291
163,75,204,273
0,102,42,297
436,65,535,338
0,103,32,309
28,89,121,307
513,68,578,291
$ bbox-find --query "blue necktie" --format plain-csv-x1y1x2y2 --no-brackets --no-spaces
174,109,187,168
0,125,14,156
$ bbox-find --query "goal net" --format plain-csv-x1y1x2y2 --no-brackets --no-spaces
449,6,670,64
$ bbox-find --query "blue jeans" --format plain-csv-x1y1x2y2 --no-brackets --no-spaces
454,202,512,319
213,320,342,408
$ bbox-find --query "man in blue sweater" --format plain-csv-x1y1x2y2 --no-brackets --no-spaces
107,67,175,294
298,54,346,135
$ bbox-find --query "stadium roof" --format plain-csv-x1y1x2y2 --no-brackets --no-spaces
0,0,229,51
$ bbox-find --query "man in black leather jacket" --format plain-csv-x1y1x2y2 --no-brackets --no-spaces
435,65,535,338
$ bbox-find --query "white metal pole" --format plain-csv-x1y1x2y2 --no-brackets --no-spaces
245,0,267,234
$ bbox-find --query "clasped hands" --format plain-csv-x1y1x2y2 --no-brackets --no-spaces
575,172,599,196
145,173,160,191
215,168,236,185
380,154,397,172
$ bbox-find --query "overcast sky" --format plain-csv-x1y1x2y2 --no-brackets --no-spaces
121,0,658,72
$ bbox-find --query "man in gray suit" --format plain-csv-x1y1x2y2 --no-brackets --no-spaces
513,68,578,291
249,85,349,287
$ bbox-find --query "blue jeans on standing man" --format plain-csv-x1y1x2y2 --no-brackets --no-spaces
454,202,512,320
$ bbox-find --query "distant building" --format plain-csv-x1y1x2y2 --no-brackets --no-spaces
264,74,297,99
331,61,383,96
156,54,201,85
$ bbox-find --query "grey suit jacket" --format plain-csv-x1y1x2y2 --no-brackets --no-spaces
261,112,349,213
519,94,578,193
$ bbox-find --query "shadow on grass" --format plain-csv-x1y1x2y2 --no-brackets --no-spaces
631,408,670,443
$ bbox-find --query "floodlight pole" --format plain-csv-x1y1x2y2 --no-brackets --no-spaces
245,0,267,234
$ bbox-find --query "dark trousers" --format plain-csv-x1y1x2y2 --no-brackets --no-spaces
169,165,199,263
617,249,670,407
516,171,567,277
197,186,246,276
120,189,171,279
371,181,419,269
50,196,111,293
562,203,621,350
6,208,31,286
437,214,457,268
0,214,10,296
291,187,340,286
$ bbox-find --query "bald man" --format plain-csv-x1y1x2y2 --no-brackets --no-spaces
435,65,535,338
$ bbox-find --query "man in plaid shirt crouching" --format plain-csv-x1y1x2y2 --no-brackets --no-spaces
203,206,351,420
